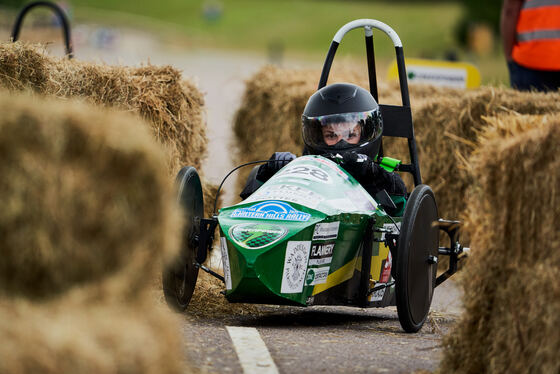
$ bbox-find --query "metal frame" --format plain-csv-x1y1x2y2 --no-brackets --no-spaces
11,1,73,58
317,19,422,186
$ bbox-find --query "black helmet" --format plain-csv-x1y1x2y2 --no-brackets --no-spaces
302,83,383,157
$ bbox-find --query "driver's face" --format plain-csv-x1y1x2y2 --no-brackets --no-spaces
321,123,361,146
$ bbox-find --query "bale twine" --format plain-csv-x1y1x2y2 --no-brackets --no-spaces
0,90,181,302
0,299,188,374
439,113,560,374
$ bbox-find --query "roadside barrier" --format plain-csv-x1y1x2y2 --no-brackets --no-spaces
0,41,218,217
233,65,560,229
0,91,188,373
439,113,560,373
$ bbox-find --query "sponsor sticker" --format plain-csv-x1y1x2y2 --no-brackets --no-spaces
244,184,324,209
370,285,386,302
229,223,288,249
312,221,340,241
231,201,310,222
309,242,335,266
281,241,311,293
305,266,329,286
276,164,332,184
381,222,401,240
220,237,232,290
379,251,393,284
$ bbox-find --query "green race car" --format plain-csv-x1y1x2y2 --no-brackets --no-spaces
162,19,467,333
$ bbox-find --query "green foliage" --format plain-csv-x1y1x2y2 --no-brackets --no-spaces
0,0,27,9
70,0,463,59
456,0,501,45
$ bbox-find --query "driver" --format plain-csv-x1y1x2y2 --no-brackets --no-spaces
240,83,407,214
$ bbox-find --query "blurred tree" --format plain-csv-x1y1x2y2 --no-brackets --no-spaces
0,0,27,8
456,0,501,47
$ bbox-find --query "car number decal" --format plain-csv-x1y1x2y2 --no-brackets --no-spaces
276,164,332,184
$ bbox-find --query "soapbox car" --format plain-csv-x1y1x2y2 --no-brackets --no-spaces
162,19,467,333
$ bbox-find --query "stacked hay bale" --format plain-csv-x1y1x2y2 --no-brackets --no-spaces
232,65,462,199
408,88,560,229
0,42,217,217
439,113,560,373
233,65,560,227
0,91,188,373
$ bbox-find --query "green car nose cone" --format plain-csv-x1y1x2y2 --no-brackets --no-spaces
218,156,396,307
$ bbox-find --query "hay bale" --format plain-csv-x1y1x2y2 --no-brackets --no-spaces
0,298,188,374
0,42,207,175
233,65,560,226
439,113,560,373
232,65,462,198
406,88,560,227
0,90,180,301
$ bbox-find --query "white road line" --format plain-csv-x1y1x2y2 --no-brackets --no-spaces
226,326,279,374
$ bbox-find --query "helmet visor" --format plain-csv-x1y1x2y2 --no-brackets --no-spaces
302,109,383,151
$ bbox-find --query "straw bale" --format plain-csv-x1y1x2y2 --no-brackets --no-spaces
439,113,560,374
406,88,560,226
234,65,560,227
0,298,188,374
0,91,181,301
0,42,207,175
232,65,462,198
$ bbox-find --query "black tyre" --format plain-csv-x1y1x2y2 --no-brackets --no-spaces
162,166,204,311
395,184,439,332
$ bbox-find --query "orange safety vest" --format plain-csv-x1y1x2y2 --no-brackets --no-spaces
512,0,560,71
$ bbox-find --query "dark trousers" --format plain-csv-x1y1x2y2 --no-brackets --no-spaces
508,60,560,92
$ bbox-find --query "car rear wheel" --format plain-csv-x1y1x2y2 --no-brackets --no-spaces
162,166,204,311
395,184,439,332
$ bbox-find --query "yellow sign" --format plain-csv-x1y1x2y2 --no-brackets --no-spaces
388,58,481,89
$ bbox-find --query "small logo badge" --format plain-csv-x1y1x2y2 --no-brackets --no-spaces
231,201,311,222
229,223,288,249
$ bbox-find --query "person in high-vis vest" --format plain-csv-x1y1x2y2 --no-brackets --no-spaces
501,0,560,91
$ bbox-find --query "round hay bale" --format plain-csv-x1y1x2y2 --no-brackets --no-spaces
439,113,560,373
0,90,180,301
0,298,188,374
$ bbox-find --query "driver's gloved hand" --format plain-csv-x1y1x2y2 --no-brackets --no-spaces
341,151,380,183
257,152,297,181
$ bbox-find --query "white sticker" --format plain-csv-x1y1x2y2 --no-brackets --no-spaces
309,242,334,266
244,184,324,209
327,198,356,212
381,222,401,240
281,241,311,294
370,285,386,302
277,164,332,184
312,222,340,241
220,237,232,290
305,266,330,286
